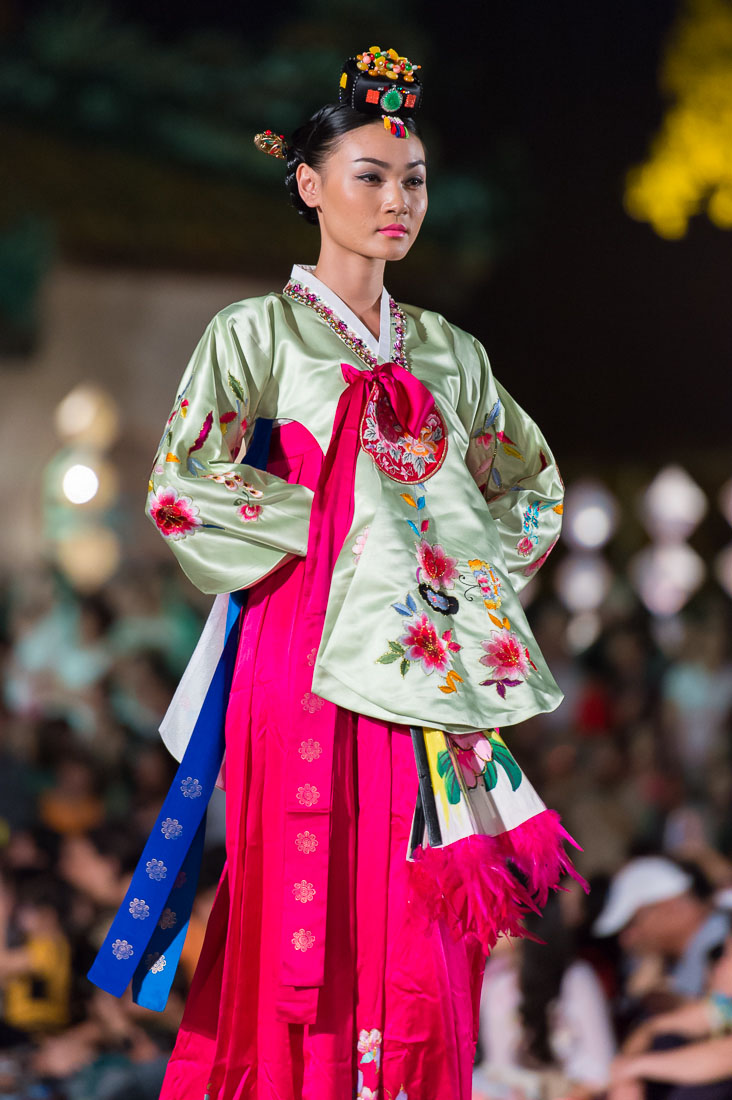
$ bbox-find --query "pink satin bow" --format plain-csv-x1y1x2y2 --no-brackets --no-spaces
304,361,437,617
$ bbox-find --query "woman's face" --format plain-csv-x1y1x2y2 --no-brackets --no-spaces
297,120,427,261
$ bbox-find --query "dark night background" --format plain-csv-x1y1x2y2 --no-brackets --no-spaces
2,0,728,468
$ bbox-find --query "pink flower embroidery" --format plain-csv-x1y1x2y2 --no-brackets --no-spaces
239,503,262,522
149,487,201,540
295,830,318,853
446,732,494,788
306,647,317,667
403,425,439,458
352,526,370,564
357,1028,382,1064
296,783,320,807
516,535,535,558
524,536,558,578
204,470,243,491
299,738,322,762
291,928,315,952
416,540,459,590
292,879,316,903
480,631,534,681
301,692,324,714
400,613,458,675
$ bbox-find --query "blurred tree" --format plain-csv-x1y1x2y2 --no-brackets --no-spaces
624,0,732,238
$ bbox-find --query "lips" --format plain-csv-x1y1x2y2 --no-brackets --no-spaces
378,224,408,236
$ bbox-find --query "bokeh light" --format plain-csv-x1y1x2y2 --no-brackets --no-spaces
61,463,99,504
563,480,619,550
641,465,707,542
629,542,705,616
554,553,613,613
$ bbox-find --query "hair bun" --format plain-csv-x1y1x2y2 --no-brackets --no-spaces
253,130,288,159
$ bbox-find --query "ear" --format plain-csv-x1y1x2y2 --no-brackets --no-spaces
296,162,321,211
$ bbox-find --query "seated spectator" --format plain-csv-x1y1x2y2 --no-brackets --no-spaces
594,856,730,1000
0,873,72,1039
38,751,105,836
609,934,732,1099
473,889,616,1099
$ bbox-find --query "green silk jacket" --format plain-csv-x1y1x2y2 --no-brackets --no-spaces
147,265,564,736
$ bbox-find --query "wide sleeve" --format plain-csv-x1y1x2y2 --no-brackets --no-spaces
146,306,313,594
464,339,563,593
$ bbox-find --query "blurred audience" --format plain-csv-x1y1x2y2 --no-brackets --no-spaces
1,567,732,1097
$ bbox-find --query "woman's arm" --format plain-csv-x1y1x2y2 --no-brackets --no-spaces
613,1036,732,1085
465,340,563,592
147,306,314,594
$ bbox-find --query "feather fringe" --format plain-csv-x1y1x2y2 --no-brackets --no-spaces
405,809,588,954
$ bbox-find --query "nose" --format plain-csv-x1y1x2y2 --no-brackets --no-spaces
383,180,409,216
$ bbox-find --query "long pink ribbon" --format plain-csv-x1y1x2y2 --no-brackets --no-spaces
304,361,436,616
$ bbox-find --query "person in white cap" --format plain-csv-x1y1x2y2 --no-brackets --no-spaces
594,856,730,998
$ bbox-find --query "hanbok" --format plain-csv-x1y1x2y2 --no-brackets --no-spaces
91,264,582,1100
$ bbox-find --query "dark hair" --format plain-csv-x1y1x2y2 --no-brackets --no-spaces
285,103,420,225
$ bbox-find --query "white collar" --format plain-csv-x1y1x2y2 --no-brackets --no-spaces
289,264,391,363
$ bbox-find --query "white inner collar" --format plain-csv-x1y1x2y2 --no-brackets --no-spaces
290,264,391,363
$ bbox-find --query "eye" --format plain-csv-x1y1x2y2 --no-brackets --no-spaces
357,172,381,183
406,176,425,187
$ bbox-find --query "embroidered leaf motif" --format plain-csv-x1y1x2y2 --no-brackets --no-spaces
406,593,417,612
186,456,206,476
189,412,214,455
227,372,246,404
436,750,462,804
378,640,406,665
400,493,417,508
420,519,429,532
483,760,499,791
392,602,415,617
484,399,501,428
166,453,180,463
553,503,564,514
493,743,522,790
501,441,525,461
438,670,464,694
416,496,425,510
491,468,502,487
406,520,421,537
488,612,504,629
399,658,410,677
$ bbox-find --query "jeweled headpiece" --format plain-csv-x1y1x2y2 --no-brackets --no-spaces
338,46,423,139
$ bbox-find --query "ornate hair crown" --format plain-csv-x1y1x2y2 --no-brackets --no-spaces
339,46,423,138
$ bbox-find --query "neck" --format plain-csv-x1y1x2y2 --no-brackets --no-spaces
313,240,385,331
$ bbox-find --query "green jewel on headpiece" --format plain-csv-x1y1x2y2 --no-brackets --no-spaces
338,45,424,139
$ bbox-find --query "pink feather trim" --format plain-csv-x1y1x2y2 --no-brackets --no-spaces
405,809,588,954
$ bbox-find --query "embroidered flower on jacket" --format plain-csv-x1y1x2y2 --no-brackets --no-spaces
480,631,534,681
298,738,322,762
296,783,320,807
148,487,201,540
145,858,167,881
204,470,243,491
516,535,536,558
295,830,318,853
161,817,183,840
112,939,134,960
292,879,316,903
291,928,315,952
128,898,150,920
357,1028,382,1067
400,613,459,675
301,692,324,714
239,503,262,522
468,559,503,610
180,776,202,799
159,908,177,930
416,539,459,591
174,870,187,889
352,526,370,564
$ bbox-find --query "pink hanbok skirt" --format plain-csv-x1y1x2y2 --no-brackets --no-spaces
159,424,487,1100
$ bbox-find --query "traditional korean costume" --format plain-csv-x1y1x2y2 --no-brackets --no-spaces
89,264,582,1100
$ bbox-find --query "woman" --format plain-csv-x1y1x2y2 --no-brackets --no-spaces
89,48,582,1100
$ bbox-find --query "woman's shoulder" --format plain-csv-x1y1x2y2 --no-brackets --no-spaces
398,300,490,374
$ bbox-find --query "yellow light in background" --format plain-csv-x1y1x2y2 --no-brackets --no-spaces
54,384,119,448
62,463,99,504
624,0,732,238
55,527,121,592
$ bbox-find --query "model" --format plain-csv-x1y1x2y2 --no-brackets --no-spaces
89,47,583,1100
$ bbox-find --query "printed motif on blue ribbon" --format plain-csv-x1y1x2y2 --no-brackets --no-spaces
161,818,183,839
146,859,167,880
180,776,203,798
112,939,134,960
129,899,150,920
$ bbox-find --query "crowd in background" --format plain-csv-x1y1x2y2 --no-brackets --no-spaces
1,561,731,1099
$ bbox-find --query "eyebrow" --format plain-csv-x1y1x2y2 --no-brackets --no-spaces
352,157,426,169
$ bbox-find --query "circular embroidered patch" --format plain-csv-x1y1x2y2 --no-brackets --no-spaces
359,385,448,484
